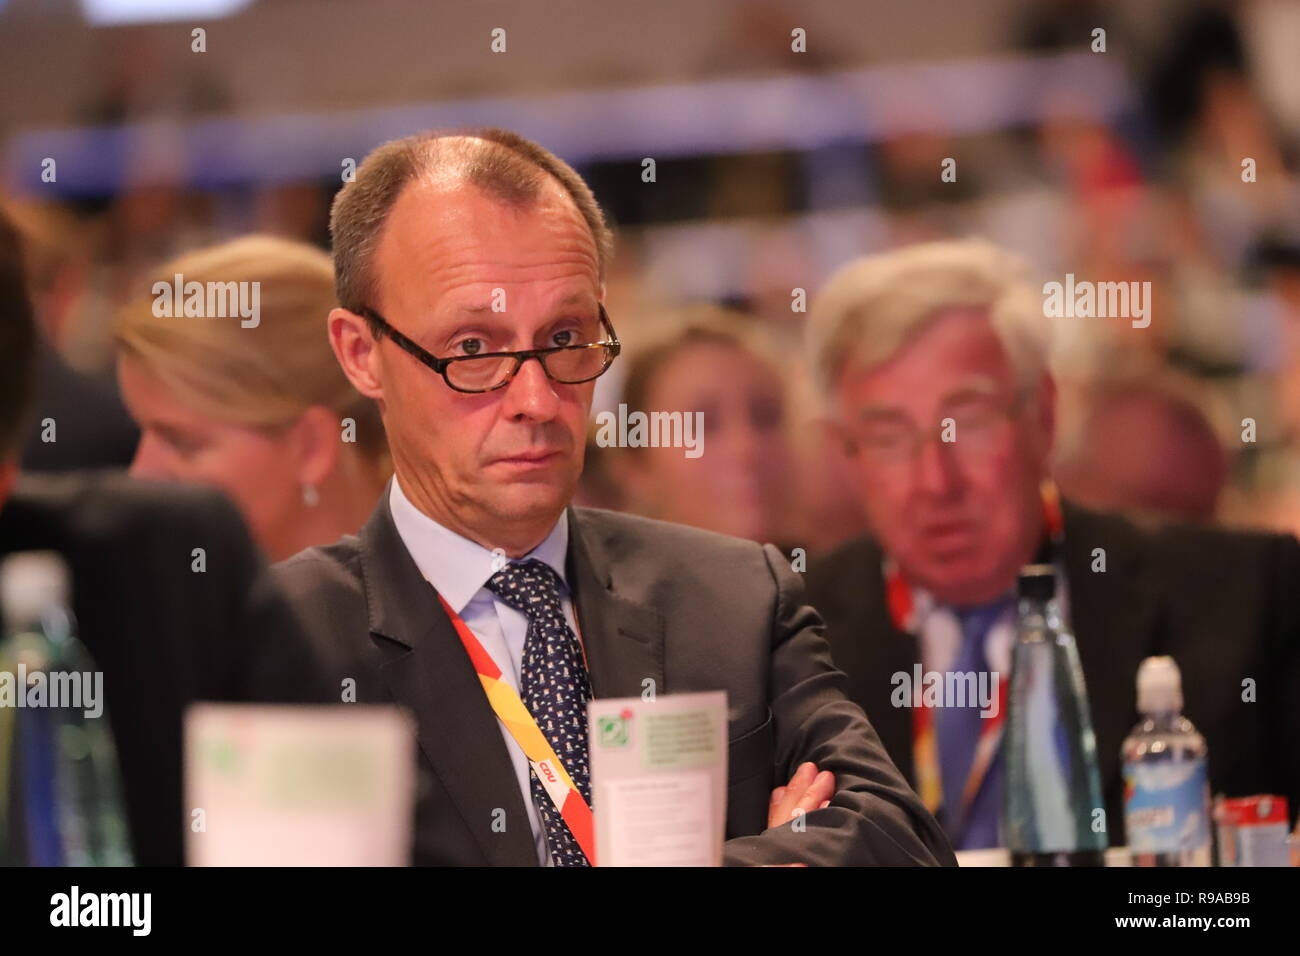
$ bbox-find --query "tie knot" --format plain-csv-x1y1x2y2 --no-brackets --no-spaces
955,595,1013,631
485,557,565,614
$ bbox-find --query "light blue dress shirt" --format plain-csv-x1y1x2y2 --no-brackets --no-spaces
387,476,578,867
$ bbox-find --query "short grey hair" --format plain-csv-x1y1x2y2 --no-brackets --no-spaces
330,127,615,328
806,238,1049,411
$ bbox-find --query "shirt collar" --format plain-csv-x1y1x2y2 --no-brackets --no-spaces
904,575,1063,634
387,475,570,615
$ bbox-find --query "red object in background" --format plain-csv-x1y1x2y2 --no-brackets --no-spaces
1217,794,1288,826
1214,795,1291,866
1079,136,1144,196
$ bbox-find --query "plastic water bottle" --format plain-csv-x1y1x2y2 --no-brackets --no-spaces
1122,656,1211,866
0,551,133,865
1003,564,1107,865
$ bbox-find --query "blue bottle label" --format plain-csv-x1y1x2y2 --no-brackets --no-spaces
1123,758,1210,853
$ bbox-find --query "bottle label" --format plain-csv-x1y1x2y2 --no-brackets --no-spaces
1123,758,1210,853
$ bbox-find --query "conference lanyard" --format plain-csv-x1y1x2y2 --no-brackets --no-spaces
887,481,1064,831
435,592,597,866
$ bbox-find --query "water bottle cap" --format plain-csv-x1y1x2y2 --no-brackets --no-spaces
1016,564,1055,601
1136,655,1183,713
0,551,71,626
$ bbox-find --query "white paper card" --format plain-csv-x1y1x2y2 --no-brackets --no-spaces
588,690,727,866
185,703,414,866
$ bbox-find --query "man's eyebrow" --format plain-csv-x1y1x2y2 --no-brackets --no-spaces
854,404,910,422
554,292,595,309
939,380,1002,403
452,292,595,316
853,379,1002,421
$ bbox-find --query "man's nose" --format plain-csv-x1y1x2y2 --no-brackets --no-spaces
913,429,963,498
500,355,561,422
722,420,768,468
128,433,174,480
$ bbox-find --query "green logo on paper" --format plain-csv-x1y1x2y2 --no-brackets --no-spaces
597,713,631,748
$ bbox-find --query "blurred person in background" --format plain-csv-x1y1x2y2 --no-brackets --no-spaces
114,236,391,561
573,432,623,512
1256,238,1300,445
0,197,139,473
803,238,1300,852
0,206,331,866
1147,0,1299,274
1053,369,1230,525
1229,237,1300,540
610,306,798,546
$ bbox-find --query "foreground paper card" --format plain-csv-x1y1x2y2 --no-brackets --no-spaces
588,690,727,866
185,704,414,866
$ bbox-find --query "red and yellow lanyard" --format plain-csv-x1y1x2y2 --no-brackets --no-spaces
436,592,597,865
886,482,1063,825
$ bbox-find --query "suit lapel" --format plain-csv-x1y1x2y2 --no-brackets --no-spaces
1060,503,1160,801
814,539,919,783
357,496,538,866
566,509,666,700
852,544,920,785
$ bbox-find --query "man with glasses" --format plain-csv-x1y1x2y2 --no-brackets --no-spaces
803,239,1300,852
274,127,953,866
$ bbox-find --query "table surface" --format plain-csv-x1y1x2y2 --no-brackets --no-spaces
956,847,1134,867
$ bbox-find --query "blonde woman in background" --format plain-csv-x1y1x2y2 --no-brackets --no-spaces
609,306,799,546
115,235,390,561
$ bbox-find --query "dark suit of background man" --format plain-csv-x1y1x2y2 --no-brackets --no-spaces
0,206,329,866
273,127,953,866
802,238,1300,851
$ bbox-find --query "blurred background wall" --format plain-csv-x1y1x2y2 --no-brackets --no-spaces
4,0,1300,548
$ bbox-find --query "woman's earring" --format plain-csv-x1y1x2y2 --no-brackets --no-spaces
302,483,320,508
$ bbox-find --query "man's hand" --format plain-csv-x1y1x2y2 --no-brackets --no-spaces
767,761,835,829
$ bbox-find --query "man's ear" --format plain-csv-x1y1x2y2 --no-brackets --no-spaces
328,308,384,401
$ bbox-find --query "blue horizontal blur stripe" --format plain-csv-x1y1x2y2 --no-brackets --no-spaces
4,50,1133,197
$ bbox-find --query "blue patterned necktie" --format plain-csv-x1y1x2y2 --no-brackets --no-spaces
486,558,593,867
935,595,1014,850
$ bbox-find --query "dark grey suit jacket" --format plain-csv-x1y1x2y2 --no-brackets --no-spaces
273,493,956,866
805,501,1300,842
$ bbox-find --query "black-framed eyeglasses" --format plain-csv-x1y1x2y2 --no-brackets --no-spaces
358,303,621,394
